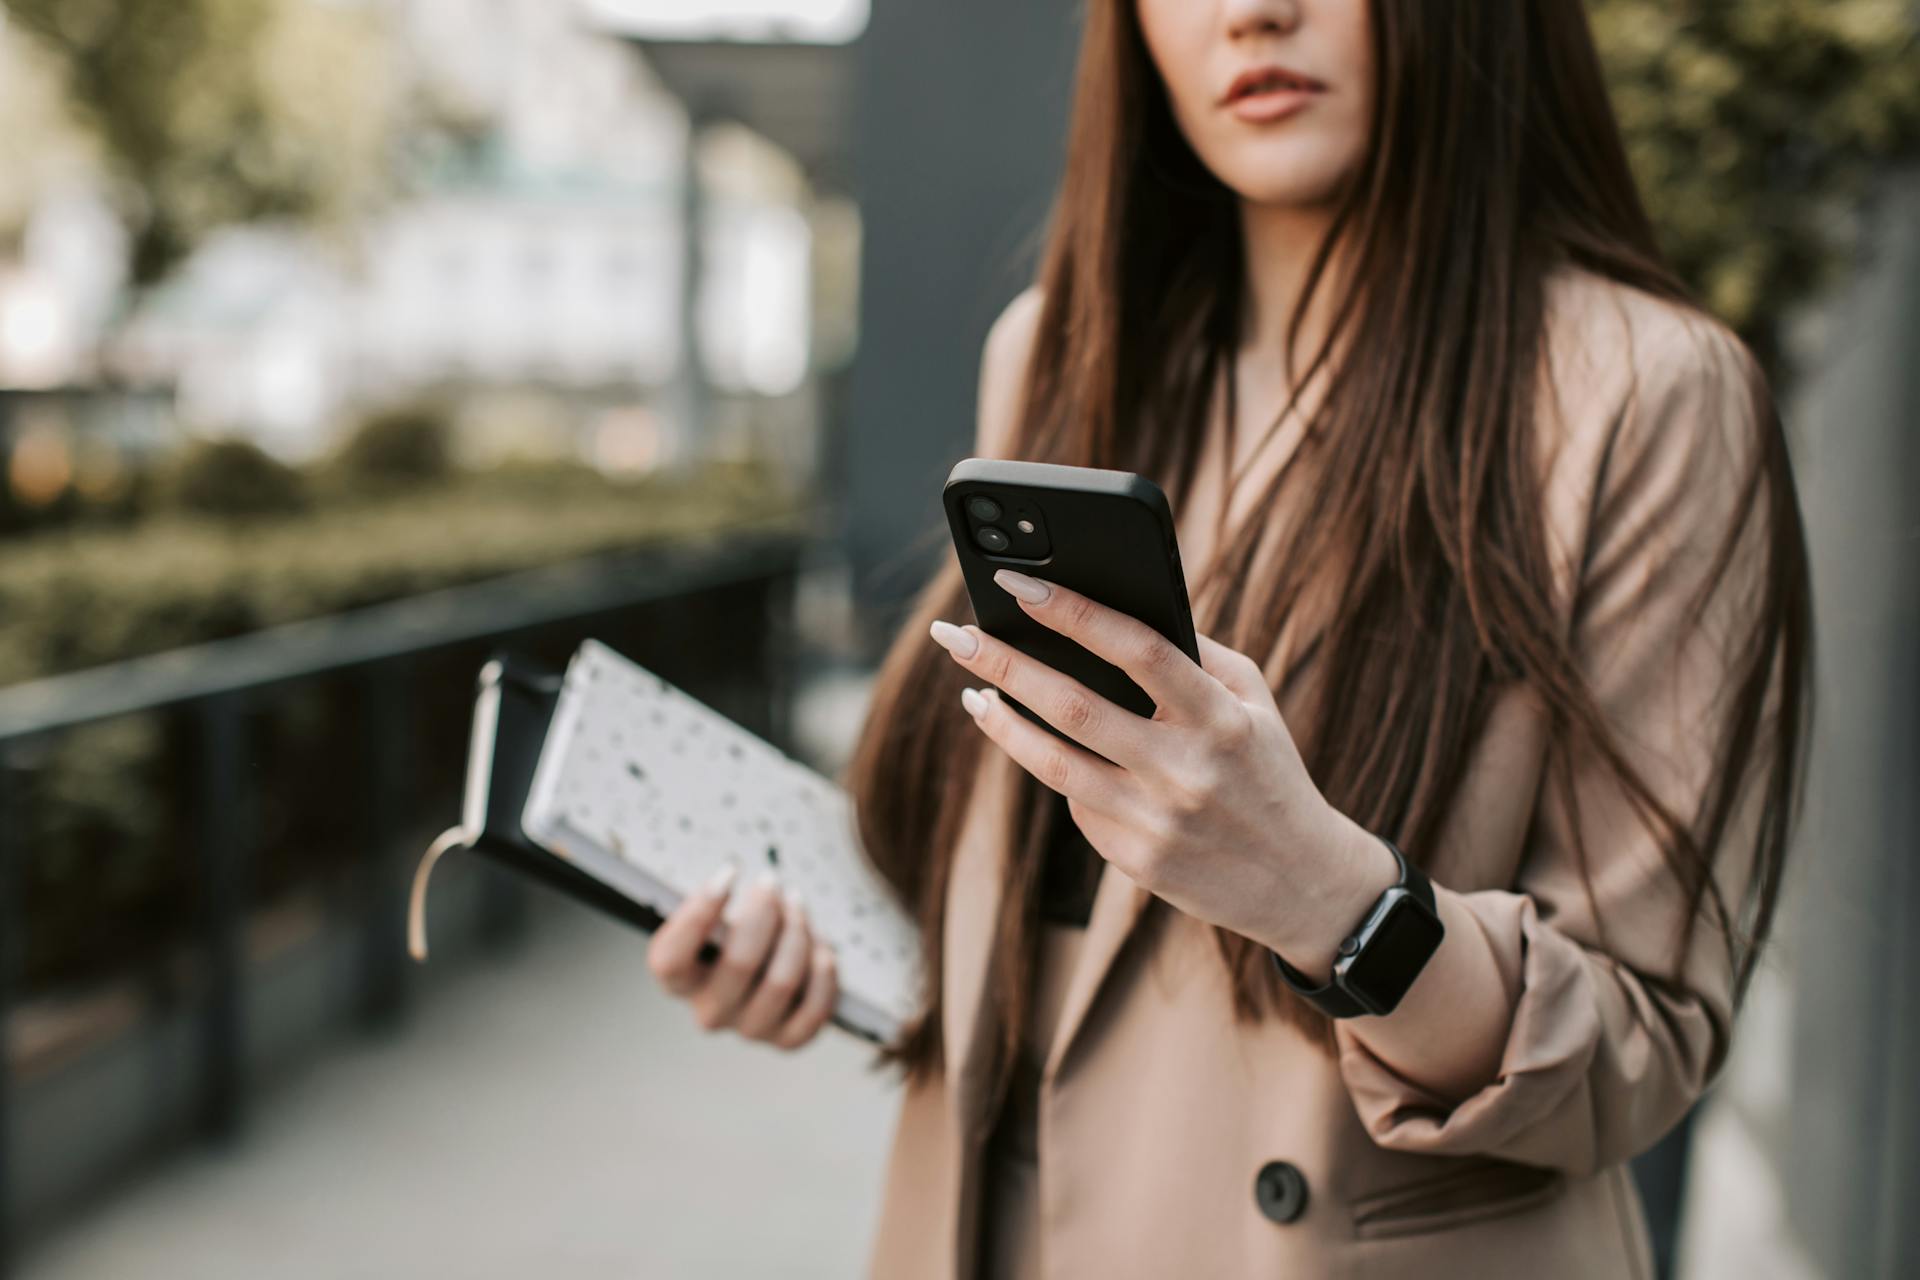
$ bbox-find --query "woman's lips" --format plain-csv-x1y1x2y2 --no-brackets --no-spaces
1220,64,1326,124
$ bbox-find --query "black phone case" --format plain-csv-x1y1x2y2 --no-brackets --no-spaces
942,458,1200,755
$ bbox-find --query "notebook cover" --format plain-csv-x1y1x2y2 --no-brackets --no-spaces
520,640,921,1047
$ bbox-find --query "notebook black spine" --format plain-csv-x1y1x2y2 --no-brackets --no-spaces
469,650,715,959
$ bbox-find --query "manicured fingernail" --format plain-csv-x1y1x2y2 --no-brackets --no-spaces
993,569,1050,603
783,888,805,916
960,687,989,719
725,870,780,926
703,864,739,897
928,618,978,658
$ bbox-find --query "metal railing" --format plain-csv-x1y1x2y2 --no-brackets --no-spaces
0,527,805,1276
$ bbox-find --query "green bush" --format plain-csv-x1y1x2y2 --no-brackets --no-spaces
326,403,455,492
0,458,802,685
156,437,311,520
1591,0,1920,373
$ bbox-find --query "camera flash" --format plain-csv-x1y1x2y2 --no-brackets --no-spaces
1017,519,1035,533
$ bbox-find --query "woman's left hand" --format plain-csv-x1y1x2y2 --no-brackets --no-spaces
929,568,1397,977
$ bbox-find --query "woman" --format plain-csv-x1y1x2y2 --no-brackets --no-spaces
645,0,1811,1276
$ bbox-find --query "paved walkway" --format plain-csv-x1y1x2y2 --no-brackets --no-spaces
20,890,902,1280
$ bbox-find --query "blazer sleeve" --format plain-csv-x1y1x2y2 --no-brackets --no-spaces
1330,322,1789,1178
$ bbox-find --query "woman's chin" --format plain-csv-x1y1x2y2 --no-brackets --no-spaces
1227,187,1345,217
1211,160,1352,214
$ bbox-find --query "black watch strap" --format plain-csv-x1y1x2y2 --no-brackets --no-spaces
1269,836,1434,1018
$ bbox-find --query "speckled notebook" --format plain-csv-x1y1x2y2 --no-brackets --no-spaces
518,639,922,1048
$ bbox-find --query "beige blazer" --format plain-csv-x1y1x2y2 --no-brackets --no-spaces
864,267,1780,1280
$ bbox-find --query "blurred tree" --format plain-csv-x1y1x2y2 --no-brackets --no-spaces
3,0,394,288
1590,0,1920,376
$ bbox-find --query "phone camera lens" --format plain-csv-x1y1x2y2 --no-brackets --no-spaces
975,526,1010,553
967,495,1002,522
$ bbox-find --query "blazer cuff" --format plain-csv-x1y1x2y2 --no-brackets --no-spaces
1331,889,1610,1174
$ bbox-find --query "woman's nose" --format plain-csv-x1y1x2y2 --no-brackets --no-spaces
1223,0,1304,40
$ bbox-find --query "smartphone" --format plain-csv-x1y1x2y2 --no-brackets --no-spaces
942,458,1200,759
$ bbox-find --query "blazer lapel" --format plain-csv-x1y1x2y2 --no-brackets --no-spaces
941,746,1162,1119
1039,858,1153,1084
940,749,1016,1140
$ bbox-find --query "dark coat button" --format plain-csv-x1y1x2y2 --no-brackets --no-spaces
1254,1160,1309,1224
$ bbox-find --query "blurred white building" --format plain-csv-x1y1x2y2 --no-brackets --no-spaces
10,0,825,470
0,188,127,392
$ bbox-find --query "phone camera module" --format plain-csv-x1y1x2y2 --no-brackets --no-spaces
966,494,1002,522
974,525,1010,553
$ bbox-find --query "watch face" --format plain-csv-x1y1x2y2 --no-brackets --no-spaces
1339,892,1445,1012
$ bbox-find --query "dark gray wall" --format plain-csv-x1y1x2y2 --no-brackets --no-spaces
1782,169,1920,1279
843,0,1080,644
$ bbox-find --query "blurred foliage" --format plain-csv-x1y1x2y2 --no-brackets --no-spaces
324,401,454,493
155,437,311,520
0,457,802,684
1590,0,1920,372
3,0,394,286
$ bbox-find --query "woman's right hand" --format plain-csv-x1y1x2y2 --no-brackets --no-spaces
646,865,840,1051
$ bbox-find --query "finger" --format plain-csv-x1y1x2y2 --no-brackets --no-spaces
735,889,814,1040
1065,795,1137,858
931,619,1154,770
986,569,1223,723
647,864,738,998
772,943,839,1050
689,872,783,1031
1196,633,1272,703
962,685,1138,818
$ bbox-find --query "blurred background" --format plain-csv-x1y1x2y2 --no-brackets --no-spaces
0,1,1914,1276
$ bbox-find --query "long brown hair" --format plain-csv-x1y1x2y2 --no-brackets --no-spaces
844,0,1812,1099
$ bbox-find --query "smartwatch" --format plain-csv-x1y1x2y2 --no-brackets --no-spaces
1269,836,1444,1018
